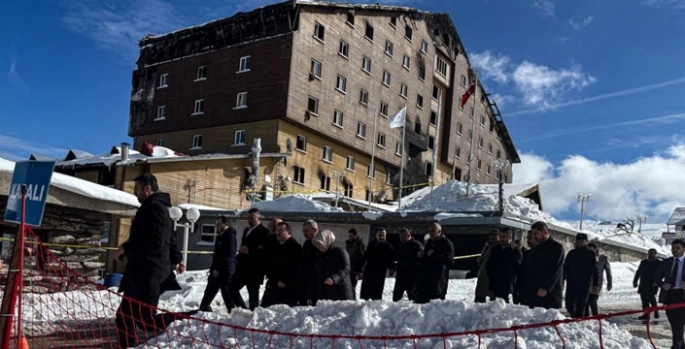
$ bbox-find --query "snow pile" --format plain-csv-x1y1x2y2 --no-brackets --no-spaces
568,220,670,255
151,145,182,158
252,194,342,213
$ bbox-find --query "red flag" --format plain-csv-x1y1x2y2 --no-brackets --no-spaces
460,83,475,108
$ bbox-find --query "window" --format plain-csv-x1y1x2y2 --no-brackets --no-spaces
236,92,248,108
395,142,402,155
308,96,319,115
367,164,375,178
320,175,331,191
314,22,325,41
333,110,344,127
425,162,433,176
487,165,492,176
457,122,463,134
459,99,464,110
158,73,168,88
417,95,424,109
377,133,386,147
382,70,391,86
339,40,349,58
293,166,305,184
488,143,493,154
362,56,371,73
196,66,207,80
432,85,442,100
460,75,467,86
156,105,166,120
490,121,495,133
200,224,217,244
346,156,355,171
405,25,413,41
430,110,437,125
456,146,461,158
496,150,501,159
296,135,307,152
403,55,411,69
191,135,202,149
336,75,347,93
155,139,165,146
344,182,354,197
468,130,473,141
480,115,486,126
386,171,392,184
428,136,435,150
238,56,251,72
385,40,394,56
470,107,475,117
357,122,366,138
421,40,428,53
323,146,332,162
436,57,447,77
390,16,397,27
234,130,246,145
380,101,389,117
310,59,322,79
418,65,425,80
400,83,408,98
478,137,484,148
414,120,421,134
365,23,374,40
477,159,482,170
347,12,355,26
193,99,204,115
359,89,369,106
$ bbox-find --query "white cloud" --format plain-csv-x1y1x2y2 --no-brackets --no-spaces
470,51,510,84
7,58,28,92
513,143,685,221
569,16,595,30
532,0,555,17
641,0,685,8
0,134,69,161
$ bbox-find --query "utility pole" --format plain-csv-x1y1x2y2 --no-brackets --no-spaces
332,170,344,208
578,193,591,230
492,159,510,215
636,215,648,233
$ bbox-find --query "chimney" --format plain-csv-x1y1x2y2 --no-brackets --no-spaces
121,142,130,162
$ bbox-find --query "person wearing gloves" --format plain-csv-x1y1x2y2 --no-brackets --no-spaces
307,230,354,305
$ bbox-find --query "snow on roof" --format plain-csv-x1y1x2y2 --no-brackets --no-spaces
0,157,140,208
64,149,94,161
667,207,685,225
251,194,343,213
296,0,418,12
178,203,227,212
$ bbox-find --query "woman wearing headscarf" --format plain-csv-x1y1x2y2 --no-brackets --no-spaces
307,230,354,305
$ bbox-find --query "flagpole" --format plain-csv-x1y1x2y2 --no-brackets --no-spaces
430,90,442,192
368,108,377,209
466,69,479,197
398,103,407,210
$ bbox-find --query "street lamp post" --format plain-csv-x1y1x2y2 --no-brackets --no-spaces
492,159,510,214
169,206,201,267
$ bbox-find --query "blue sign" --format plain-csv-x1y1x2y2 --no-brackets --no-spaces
4,161,55,227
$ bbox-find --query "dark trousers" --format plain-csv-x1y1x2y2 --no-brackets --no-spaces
115,295,177,349
565,291,589,318
231,280,261,311
360,275,386,300
199,275,235,312
666,290,685,349
641,290,659,311
584,294,599,316
261,283,296,308
393,279,418,302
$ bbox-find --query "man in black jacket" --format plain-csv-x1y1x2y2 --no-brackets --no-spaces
262,222,302,307
393,228,423,301
346,228,366,299
231,208,270,310
486,228,522,303
514,232,537,305
524,221,565,310
564,233,599,318
416,223,454,303
634,248,662,320
113,173,180,349
654,239,685,349
199,216,237,312
359,228,395,300
298,219,319,305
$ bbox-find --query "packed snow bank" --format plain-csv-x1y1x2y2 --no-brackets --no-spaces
147,299,649,349
565,220,669,255
252,194,342,212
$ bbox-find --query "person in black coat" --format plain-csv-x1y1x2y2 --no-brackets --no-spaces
199,216,238,312
307,230,354,305
514,232,537,305
633,248,662,320
563,233,599,318
345,228,366,298
524,221,565,310
298,219,320,306
231,208,270,311
359,228,395,300
654,239,685,349
416,223,455,303
113,174,179,349
262,222,302,307
486,228,523,303
393,228,424,301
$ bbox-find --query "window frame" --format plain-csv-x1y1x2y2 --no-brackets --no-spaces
234,130,246,146
313,22,325,42
235,92,248,109
339,40,350,58
192,99,204,115
158,73,168,88
336,75,347,93
195,65,207,81
238,56,251,73
293,166,306,184
346,156,356,171
156,105,166,120
323,146,333,163
191,135,203,149
310,59,322,79
356,122,366,139
333,109,344,128
308,96,319,115
296,135,308,153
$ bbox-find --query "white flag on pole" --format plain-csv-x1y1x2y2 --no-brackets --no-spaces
389,106,407,128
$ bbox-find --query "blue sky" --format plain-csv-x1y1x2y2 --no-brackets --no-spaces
2,0,685,222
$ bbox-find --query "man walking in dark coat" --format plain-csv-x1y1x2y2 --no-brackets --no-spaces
262,222,302,307
416,223,454,303
585,243,612,317
113,173,181,349
393,228,424,301
199,216,237,313
564,233,599,318
486,228,522,303
514,232,537,305
654,239,685,349
359,228,395,300
524,221,565,310
298,219,319,306
634,248,662,320
346,228,366,299
231,208,270,310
